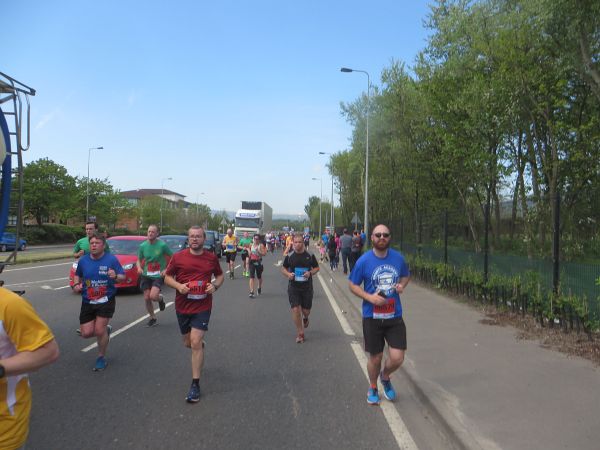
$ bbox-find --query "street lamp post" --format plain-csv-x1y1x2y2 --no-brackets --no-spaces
86,146,104,221
159,177,172,232
312,177,322,235
318,151,335,232
341,67,370,243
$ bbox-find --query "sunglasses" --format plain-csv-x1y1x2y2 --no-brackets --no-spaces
373,232,390,239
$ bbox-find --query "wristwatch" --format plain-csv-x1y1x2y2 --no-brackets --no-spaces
0,364,5,378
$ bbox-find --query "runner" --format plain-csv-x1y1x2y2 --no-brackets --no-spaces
73,233,125,371
248,234,267,298
281,233,320,343
222,228,238,279
164,226,224,403
0,288,59,450
238,231,252,277
348,224,410,405
136,224,173,327
283,233,293,256
73,221,110,258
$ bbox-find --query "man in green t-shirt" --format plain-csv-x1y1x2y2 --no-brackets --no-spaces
238,232,253,277
73,221,110,258
136,224,173,327
73,222,98,258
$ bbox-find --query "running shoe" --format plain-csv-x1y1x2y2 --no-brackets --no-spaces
146,318,158,327
186,383,201,403
257,287,262,295
303,317,309,328
249,292,255,298
158,294,166,311
75,328,81,336
367,387,380,405
107,324,112,338
295,333,305,344
93,356,107,372
380,373,396,401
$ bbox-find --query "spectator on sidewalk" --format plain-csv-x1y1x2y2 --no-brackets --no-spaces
339,229,353,274
348,224,410,405
349,230,363,272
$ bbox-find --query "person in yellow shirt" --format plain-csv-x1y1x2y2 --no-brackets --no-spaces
221,228,239,279
0,287,59,450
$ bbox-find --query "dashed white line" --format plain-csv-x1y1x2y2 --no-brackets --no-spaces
81,302,174,352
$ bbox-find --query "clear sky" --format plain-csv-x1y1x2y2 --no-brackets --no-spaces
2,0,432,216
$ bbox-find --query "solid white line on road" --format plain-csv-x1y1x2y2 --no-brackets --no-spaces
4,261,73,271
3,277,69,287
317,272,418,450
350,342,419,450
317,273,354,336
81,302,174,353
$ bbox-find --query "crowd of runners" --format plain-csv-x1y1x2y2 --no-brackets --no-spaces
2,221,411,448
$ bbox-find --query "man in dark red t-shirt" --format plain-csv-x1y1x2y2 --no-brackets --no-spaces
165,226,224,403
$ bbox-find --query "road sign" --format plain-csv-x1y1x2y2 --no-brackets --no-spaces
351,212,361,225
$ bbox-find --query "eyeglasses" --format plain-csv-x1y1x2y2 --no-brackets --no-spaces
373,233,390,239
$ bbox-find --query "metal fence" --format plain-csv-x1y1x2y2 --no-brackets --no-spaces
383,215,600,322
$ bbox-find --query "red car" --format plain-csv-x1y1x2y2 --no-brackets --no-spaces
69,235,146,291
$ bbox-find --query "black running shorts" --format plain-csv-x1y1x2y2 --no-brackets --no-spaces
287,286,313,310
79,296,116,324
176,310,211,334
140,276,164,291
362,316,407,355
225,251,237,263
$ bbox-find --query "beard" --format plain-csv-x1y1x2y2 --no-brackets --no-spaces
373,239,390,251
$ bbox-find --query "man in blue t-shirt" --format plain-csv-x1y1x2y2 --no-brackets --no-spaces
349,224,410,405
74,233,125,372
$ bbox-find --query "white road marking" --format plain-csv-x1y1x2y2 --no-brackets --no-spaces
3,261,73,271
81,302,174,352
317,273,419,450
3,277,69,287
317,273,354,336
54,285,72,290
350,342,419,450
225,264,241,274
41,285,52,290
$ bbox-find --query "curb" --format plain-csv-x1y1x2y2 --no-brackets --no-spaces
8,252,72,265
319,256,484,450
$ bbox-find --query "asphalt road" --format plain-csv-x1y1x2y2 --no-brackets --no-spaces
1,252,456,450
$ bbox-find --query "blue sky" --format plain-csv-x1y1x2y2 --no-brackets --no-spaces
3,0,432,216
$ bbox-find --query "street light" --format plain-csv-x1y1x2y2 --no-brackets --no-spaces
86,146,104,221
318,151,335,232
341,67,370,243
159,177,172,232
312,177,322,235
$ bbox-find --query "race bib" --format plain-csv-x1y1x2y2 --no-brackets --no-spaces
373,297,395,319
187,280,207,300
87,285,109,304
226,243,235,252
147,262,161,277
294,267,309,282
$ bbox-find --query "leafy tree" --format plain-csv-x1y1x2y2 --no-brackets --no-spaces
23,158,77,225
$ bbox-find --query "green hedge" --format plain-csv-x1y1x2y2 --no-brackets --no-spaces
406,254,600,334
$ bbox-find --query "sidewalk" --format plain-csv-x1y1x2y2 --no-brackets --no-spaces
320,253,600,450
